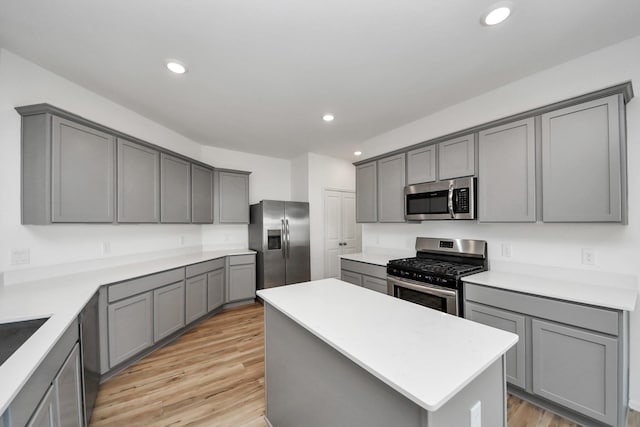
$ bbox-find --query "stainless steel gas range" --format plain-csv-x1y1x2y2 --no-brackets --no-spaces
387,237,487,316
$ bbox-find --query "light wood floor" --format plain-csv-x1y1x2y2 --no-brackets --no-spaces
91,303,640,427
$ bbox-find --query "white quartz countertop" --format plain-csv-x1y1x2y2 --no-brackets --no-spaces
0,248,255,414
340,251,414,267
464,270,637,312
257,279,518,412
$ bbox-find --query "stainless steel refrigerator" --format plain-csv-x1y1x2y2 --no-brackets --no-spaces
249,200,310,289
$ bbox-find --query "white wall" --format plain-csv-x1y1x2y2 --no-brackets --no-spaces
290,154,309,202
358,35,640,407
0,49,291,273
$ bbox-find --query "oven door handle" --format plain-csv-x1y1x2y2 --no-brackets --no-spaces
447,183,455,219
387,276,457,298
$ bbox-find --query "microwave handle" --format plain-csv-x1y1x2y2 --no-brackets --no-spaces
447,183,455,219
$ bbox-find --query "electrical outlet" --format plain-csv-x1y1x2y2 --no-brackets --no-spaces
10,248,31,266
581,248,595,265
102,241,111,255
501,243,512,258
470,401,482,427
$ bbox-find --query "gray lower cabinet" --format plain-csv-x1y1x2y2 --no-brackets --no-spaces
377,154,406,222
362,276,387,294
191,164,214,224
541,94,624,222
117,138,160,223
341,270,362,286
532,319,617,425
185,274,208,324
214,170,250,224
153,281,186,341
465,301,526,388
406,145,436,184
160,154,191,223
108,292,153,367
478,118,536,222
227,255,256,302
26,386,57,427
207,268,225,312
438,134,475,180
355,162,377,223
340,259,387,293
54,344,82,427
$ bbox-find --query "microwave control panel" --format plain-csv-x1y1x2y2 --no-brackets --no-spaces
453,188,470,213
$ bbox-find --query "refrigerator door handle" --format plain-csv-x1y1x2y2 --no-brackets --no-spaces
281,219,286,258
285,219,291,258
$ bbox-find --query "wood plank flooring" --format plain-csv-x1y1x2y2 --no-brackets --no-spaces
91,303,639,427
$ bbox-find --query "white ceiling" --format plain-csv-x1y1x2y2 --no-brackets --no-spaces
1,1,640,160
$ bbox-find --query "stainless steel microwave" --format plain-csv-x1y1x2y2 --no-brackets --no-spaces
405,177,476,220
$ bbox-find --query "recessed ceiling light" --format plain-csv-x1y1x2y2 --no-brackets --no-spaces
166,61,187,74
354,151,362,156
323,114,335,122
482,5,511,26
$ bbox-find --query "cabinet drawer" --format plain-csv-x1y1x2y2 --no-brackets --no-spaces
464,283,619,336
108,268,184,302
341,270,362,287
185,258,225,278
341,259,386,280
228,254,255,266
362,276,387,294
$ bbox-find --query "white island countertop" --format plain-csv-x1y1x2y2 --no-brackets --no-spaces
257,279,518,412
0,248,255,415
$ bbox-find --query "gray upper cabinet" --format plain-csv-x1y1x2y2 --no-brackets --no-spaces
438,134,475,180
207,268,225,312
377,154,406,222
191,164,214,224
214,170,250,224
541,94,624,222
532,319,618,425
108,292,153,368
406,145,436,184
478,118,536,222
355,162,377,223
153,281,186,342
160,154,191,223
117,138,160,223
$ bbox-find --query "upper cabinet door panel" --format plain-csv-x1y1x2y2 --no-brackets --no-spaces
191,165,214,224
542,95,622,222
355,162,377,223
377,154,406,222
406,145,436,185
117,139,160,223
51,117,115,222
438,134,475,180
478,118,536,222
160,154,191,223
216,171,250,223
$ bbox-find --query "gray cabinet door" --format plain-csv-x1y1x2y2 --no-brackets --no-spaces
107,292,153,368
227,264,256,302
185,275,207,324
362,276,387,294
406,145,436,184
465,302,526,389
478,118,536,222
532,319,618,425
207,268,225,312
51,116,115,223
355,162,377,223
26,385,58,427
438,134,475,180
340,270,362,286
191,165,214,224
153,281,186,341
160,154,191,223
54,344,82,427
117,138,160,223
541,95,622,222
216,171,250,223
377,154,406,222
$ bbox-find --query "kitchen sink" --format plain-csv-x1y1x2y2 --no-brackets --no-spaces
0,317,49,366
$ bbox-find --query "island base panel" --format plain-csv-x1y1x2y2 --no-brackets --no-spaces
263,303,506,427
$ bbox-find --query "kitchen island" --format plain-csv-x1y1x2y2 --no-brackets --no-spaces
257,279,518,427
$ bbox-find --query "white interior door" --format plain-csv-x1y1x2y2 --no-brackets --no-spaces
324,190,361,278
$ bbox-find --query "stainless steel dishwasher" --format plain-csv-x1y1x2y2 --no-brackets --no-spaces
79,292,100,426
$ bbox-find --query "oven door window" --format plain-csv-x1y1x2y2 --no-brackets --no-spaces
406,190,449,215
396,287,448,312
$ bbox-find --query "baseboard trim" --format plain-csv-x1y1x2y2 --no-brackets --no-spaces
628,399,640,412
